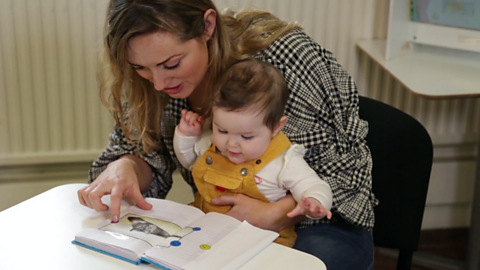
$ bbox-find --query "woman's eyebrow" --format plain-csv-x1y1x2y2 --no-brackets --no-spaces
127,54,180,67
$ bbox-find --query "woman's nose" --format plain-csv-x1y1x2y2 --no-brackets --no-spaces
151,70,171,91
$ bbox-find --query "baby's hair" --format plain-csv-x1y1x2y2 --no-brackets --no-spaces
213,58,289,130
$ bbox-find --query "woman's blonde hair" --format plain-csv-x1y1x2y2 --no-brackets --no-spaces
99,0,300,153
222,9,301,56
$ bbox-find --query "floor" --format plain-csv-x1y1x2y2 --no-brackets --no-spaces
374,228,468,270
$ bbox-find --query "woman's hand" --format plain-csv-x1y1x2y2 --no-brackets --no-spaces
212,193,304,232
77,155,153,222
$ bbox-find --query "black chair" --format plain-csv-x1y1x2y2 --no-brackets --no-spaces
358,96,433,270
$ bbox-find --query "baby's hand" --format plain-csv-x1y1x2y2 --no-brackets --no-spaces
177,109,204,137
287,197,332,220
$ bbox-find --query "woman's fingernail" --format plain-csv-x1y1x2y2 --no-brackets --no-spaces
111,215,119,223
211,198,217,203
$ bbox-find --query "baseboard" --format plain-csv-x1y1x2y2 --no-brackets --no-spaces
0,162,90,211
376,248,464,270
0,163,194,211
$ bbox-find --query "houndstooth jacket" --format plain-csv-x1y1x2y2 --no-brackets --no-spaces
89,29,379,230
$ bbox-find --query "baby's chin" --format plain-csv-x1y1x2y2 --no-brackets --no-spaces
227,156,262,165
227,156,245,165
222,150,259,165
225,153,249,165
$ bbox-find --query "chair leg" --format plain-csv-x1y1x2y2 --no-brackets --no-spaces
397,249,413,270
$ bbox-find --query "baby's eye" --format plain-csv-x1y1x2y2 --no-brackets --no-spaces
241,135,254,140
217,129,227,134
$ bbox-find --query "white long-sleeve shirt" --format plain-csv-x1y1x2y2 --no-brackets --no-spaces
173,127,333,216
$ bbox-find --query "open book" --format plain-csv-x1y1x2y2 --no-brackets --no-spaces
72,198,279,270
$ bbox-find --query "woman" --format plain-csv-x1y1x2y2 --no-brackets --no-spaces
78,0,377,269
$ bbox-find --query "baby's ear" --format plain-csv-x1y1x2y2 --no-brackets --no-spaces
272,116,287,137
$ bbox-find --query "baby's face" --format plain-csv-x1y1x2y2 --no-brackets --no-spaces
212,107,274,164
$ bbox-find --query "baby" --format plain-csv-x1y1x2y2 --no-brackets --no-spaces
173,59,332,247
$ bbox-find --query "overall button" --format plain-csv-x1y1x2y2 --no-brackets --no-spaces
206,156,213,165
256,160,262,164
240,168,248,176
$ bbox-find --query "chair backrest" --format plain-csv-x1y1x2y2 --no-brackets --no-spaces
358,96,433,268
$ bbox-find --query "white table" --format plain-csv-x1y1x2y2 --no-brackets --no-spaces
357,40,480,98
0,183,326,270
358,39,480,270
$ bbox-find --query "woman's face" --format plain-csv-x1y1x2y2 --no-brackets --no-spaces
126,31,210,99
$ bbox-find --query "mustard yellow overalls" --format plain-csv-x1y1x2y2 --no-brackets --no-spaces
191,132,297,247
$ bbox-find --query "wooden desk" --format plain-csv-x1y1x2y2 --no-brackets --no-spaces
0,184,326,270
358,39,480,270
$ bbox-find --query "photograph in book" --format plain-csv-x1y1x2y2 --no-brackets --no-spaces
100,214,195,247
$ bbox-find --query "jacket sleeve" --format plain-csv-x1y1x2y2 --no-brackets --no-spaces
88,124,176,199
257,29,378,229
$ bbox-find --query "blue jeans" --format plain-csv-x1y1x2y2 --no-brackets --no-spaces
293,218,374,270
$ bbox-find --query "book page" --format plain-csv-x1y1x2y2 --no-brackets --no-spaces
142,212,242,268
74,199,206,260
98,213,195,247
96,200,204,246
184,221,279,270
143,198,205,228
